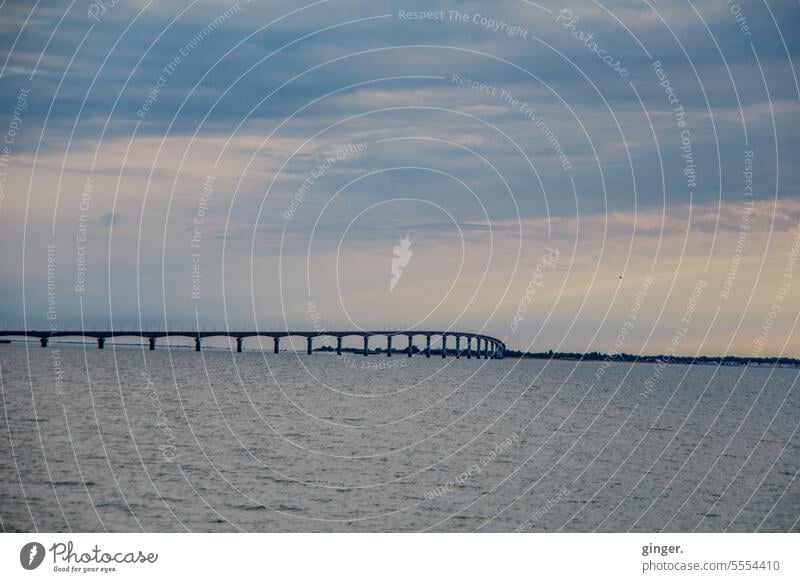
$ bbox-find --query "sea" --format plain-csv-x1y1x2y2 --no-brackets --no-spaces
1,343,798,532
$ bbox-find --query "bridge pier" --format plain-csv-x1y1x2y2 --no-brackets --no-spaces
455,336,460,358
407,335,413,357
195,337,201,352
236,337,243,353
336,336,341,355
484,341,489,359
306,337,312,355
441,335,446,358
40,337,48,348
363,336,369,356
149,337,156,351
476,338,482,359
467,338,472,359
274,337,280,353
387,335,392,357
425,335,431,358
98,337,105,350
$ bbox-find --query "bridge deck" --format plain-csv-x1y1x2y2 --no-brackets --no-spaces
0,330,505,358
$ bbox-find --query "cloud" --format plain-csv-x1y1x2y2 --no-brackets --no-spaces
97,212,122,226
0,0,797,354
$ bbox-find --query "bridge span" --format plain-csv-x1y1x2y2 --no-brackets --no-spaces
0,330,505,359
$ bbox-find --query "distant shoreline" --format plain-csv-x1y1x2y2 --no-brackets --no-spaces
503,350,800,368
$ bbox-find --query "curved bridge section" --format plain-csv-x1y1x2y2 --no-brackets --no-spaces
0,330,505,359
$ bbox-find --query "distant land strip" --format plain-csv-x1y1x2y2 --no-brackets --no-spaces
504,350,800,368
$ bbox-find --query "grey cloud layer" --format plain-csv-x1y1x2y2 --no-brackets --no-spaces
0,0,798,352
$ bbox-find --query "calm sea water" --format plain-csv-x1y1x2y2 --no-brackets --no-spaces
1,343,798,532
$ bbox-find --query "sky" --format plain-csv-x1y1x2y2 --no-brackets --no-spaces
0,0,798,356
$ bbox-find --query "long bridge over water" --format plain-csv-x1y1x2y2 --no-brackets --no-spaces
0,330,505,359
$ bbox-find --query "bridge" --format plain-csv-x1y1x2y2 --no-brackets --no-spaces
0,330,505,359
